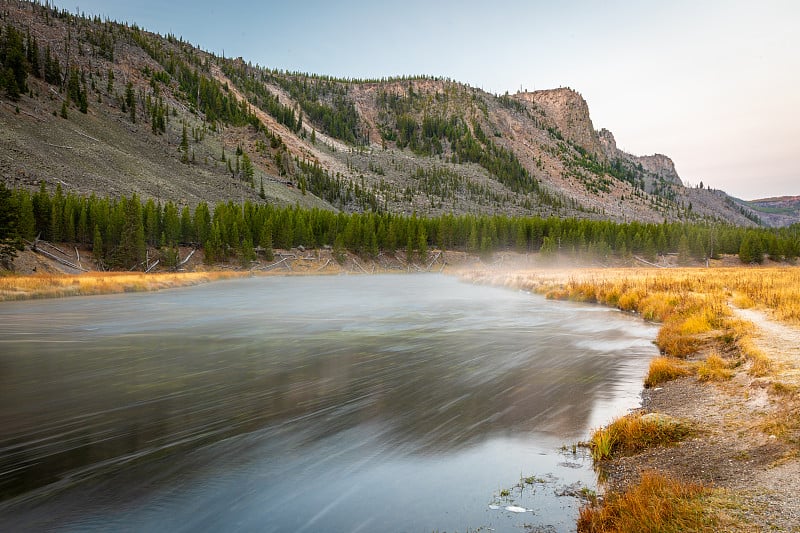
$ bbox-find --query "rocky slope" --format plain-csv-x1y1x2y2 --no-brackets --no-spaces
745,196,800,227
0,1,768,226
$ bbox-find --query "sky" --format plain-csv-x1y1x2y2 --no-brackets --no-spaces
51,0,799,200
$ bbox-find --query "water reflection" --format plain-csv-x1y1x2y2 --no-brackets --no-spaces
0,274,658,531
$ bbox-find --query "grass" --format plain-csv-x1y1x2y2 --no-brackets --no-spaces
696,351,734,382
577,471,716,533
644,357,693,388
0,271,253,301
464,265,800,531
588,413,692,462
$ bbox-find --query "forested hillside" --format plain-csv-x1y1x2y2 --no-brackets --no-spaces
1,1,779,230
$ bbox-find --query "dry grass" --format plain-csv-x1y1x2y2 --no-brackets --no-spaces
463,265,800,531
0,271,252,301
644,357,693,388
696,352,734,382
577,471,715,533
588,413,692,461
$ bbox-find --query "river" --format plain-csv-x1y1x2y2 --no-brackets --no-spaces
0,274,659,532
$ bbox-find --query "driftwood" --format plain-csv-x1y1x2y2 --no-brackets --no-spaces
633,255,667,268
145,259,160,273
317,259,331,271
351,258,369,274
27,240,88,272
177,248,196,268
261,257,292,271
426,252,442,271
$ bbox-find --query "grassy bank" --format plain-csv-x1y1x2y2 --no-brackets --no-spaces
0,271,255,301
462,265,800,531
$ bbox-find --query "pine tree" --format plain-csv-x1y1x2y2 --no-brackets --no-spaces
417,225,428,262
241,152,254,185
92,224,104,265
125,82,136,123
739,233,763,264
258,222,274,261
677,234,692,265
0,183,20,268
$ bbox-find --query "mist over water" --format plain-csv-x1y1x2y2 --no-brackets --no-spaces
0,275,658,531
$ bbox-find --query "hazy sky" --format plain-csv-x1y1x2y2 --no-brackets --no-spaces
52,0,799,199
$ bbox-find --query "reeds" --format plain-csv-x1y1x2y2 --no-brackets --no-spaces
588,413,692,462
577,471,714,533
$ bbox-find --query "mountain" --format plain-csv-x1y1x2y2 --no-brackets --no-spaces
0,1,768,226
745,196,800,227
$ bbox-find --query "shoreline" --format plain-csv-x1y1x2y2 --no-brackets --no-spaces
462,266,800,531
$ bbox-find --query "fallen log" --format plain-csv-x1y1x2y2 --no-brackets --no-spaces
27,242,88,272
177,248,196,268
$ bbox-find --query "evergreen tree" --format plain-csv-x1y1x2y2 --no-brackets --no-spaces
417,225,428,262
92,224,104,265
677,234,692,265
739,233,763,264
241,152,254,186
125,82,136,123
15,189,35,241
0,25,28,100
0,183,20,268
115,196,146,268
258,222,274,261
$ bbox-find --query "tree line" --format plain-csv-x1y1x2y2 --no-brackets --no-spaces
1,183,798,270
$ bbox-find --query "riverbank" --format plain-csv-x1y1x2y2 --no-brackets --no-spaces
0,246,468,301
461,266,800,531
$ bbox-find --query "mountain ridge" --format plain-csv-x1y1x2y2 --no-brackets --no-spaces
1,1,788,226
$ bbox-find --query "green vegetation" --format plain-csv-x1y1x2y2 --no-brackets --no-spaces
5,185,800,271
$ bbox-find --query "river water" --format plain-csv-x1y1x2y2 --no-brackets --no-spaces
0,274,658,532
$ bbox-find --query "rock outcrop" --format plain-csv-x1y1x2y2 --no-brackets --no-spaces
517,88,606,160
598,128,683,186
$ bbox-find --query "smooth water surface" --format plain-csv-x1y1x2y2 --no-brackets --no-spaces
0,275,659,531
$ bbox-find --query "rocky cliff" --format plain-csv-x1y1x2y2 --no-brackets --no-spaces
598,128,683,186
518,88,606,160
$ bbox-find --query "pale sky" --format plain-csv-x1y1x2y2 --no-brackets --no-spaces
54,0,799,200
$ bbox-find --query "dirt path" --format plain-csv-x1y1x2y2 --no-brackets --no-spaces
571,301,800,530
734,307,800,387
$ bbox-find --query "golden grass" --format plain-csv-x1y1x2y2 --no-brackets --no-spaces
697,352,734,382
465,266,800,326
577,471,715,533
737,337,773,377
644,357,693,388
0,271,252,301
588,413,692,461
463,266,800,531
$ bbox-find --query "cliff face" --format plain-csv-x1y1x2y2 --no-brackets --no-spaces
517,89,606,160
598,128,683,186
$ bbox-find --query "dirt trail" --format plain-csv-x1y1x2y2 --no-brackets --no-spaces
734,307,800,387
